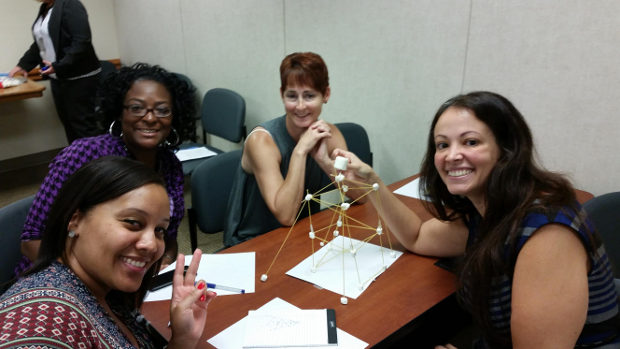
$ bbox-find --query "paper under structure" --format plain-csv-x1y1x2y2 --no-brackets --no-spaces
208,297,368,349
287,236,403,299
145,252,255,302
260,156,403,304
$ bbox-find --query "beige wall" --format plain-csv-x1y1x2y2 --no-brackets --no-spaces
0,0,118,159
3,0,619,196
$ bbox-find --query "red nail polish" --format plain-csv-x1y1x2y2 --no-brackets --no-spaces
200,295,206,302
197,282,205,290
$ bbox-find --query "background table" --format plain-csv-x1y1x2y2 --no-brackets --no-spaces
141,176,460,348
0,79,45,103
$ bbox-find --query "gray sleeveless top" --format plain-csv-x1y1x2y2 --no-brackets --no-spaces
223,116,329,247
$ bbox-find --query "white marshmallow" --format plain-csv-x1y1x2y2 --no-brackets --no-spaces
334,156,348,171
335,173,345,182
340,297,348,305
372,183,379,191
340,202,350,210
304,193,313,201
309,231,315,239
260,274,268,282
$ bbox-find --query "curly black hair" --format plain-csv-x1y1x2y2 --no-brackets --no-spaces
98,63,197,146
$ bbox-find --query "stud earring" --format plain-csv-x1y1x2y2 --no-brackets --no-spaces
68,230,76,238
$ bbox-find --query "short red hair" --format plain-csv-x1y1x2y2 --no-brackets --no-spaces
279,52,329,95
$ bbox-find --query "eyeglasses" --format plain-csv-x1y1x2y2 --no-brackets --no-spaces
123,104,172,118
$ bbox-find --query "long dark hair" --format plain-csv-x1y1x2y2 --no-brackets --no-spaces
420,91,577,346
99,62,197,147
26,156,167,308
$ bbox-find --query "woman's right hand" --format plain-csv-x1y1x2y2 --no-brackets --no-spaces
332,148,376,184
9,66,27,78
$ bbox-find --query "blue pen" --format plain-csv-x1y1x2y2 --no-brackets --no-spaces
206,282,245,294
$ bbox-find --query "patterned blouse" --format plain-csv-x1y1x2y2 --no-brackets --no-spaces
16,134,184,274
0,262,160,348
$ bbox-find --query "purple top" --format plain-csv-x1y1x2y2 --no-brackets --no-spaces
18,134,184,272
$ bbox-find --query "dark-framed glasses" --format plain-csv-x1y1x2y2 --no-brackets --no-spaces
123,104,172,118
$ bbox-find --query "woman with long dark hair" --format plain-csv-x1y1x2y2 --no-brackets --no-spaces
335,91,620,348
1,156,215,348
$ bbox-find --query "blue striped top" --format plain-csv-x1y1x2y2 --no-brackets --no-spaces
467,204,620,347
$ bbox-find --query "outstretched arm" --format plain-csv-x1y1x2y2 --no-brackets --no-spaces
168,249,216,349
332,148,468,257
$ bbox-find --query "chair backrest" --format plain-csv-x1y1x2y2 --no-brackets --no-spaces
335,122,373,166
0,195,34,285
201,88,246,143
583,192,620,277
190,149,242,233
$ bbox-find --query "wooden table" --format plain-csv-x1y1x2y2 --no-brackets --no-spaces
141,176,458,348
0,79,46,103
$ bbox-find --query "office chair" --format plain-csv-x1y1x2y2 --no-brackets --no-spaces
187,149,242,251
583,192,620,278
0,195,34,285
178,88,246,175
335,122,373,167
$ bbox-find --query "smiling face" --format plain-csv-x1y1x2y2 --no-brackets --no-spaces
66,183,169,298
433,106,501,211
121,80,173,153
282,84,330,131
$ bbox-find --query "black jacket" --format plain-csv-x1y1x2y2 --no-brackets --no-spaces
17,0,100,79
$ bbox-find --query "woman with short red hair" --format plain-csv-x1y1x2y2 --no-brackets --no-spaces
224,52,358,246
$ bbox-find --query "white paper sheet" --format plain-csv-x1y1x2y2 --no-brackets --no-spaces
144,252,255,302
286,236,403,299
243,309,333,348
175,146,217,161
208,297,368,349
392,177,431,201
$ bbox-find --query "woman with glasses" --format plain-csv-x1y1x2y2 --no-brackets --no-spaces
17,63,196,275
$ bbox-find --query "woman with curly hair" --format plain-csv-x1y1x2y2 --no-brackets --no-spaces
17,63,196,275
334,91,620,348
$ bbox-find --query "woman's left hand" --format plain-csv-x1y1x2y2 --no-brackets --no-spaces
40,60,55,75
168,248,217,348
308,120,332,166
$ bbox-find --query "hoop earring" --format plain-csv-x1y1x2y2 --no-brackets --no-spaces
163,127,180,147
108,120,123,137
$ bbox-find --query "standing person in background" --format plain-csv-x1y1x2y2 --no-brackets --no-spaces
9,0,102,143
224,51,364,247
17,63,196,275
334,91,620,348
